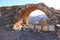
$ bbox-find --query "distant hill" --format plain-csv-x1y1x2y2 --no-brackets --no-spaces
29,14,48,24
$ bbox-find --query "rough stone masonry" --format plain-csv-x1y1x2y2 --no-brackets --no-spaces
0,3,60,35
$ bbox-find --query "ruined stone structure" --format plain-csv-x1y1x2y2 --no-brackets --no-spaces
39,19,49,31
0,3,60,35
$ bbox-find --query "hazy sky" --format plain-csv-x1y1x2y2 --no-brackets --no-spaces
30,10,45,16
0,0,60,9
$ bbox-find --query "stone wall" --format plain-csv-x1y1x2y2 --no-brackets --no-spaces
0,3,60,33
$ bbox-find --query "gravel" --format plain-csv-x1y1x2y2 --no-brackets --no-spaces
0,30,59,40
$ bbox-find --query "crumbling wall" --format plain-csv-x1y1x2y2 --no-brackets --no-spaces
0,3,60,33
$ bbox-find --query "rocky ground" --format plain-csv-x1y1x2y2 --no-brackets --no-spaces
0,29,60,40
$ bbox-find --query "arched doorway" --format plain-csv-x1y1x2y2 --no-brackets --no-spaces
24,10,49,31
13,6,54,31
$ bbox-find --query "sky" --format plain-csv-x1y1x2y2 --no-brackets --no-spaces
0,0,60,16
0,0,60,9
29,10,46,16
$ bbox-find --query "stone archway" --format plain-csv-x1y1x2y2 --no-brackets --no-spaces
1,3,58,33
22,7,49,31
13,4,52,30
0,3,60,35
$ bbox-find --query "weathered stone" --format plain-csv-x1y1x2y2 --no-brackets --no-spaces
0,3,60,34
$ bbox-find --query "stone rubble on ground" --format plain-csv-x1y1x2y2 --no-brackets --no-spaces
0,30,59,40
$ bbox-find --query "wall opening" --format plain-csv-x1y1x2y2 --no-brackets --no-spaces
28,10,54,31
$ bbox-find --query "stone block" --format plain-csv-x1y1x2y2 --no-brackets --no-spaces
35,25,41,30
42,25,49,31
